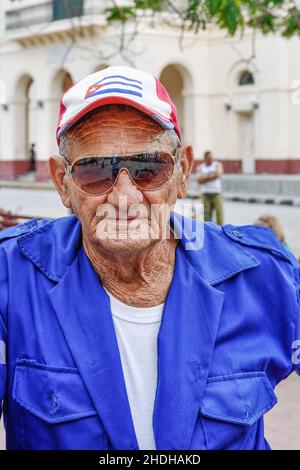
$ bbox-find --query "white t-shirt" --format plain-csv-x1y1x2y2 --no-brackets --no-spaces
104,286,164,450
198,160,222,194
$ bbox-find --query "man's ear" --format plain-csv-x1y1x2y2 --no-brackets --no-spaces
48,156,72,209
178,145,194,198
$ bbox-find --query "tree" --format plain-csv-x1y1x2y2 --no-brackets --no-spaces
105,0,300,37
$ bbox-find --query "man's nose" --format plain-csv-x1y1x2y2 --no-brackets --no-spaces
106,169,143,206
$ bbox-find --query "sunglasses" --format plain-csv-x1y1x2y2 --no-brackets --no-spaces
64,150,180,196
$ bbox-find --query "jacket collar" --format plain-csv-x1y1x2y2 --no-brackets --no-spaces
17,213,260,286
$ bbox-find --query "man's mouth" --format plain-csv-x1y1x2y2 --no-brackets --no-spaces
105,216,148,221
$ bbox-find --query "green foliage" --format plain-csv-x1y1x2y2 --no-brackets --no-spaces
105,0,168,22
105,0,300,37
105,6,135,23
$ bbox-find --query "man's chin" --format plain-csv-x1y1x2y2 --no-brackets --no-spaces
95,235,154,253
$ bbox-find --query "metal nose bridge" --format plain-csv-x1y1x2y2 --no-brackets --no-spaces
112,166,140,191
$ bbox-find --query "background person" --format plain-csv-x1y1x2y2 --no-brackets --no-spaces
29,143,36,172
197,150,224,225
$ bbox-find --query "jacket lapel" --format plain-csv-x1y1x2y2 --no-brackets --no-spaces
48,245,139,450
153,242,225,450
152,213,259,449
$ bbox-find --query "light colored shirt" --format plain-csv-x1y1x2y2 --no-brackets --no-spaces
198,160,222,194
104,287,164,450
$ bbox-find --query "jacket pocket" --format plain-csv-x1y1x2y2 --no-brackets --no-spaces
12,359,98,424
199,371,277,449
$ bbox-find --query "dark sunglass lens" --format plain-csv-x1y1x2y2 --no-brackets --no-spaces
72,157,115,194
126,152,174,190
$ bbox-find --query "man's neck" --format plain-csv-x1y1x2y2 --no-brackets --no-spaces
82,237,178,308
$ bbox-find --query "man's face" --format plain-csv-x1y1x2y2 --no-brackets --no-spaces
204,153,213,165
49,106,193,254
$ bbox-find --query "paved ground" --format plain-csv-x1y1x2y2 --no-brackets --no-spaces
0,187,299,449
264,373,300,450
0,186,67,219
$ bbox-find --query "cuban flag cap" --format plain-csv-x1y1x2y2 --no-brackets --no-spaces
56,65,181,144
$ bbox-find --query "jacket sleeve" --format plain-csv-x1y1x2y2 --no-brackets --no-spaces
223,223,300,382
0,247,8,418
0,219,49,418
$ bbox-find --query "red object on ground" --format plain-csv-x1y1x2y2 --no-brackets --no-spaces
0,210,35,230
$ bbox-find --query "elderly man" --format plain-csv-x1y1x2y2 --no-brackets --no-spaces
0,66,299,451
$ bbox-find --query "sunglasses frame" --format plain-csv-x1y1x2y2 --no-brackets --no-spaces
63,148,181,196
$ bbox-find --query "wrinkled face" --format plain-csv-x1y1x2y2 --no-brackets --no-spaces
49,105,193,254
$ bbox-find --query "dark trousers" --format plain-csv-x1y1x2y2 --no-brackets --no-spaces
202,193,224,225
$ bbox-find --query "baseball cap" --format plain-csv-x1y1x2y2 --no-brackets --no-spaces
56,65,181,144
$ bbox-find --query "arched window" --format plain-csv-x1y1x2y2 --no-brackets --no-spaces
238,70,255,86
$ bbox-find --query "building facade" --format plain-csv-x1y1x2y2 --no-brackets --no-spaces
1,0,300,181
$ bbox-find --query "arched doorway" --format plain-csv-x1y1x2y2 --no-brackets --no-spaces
62,71,73,93
159,65,184,139
15,74,34,172
159,64,193,143
51,69,73,95
93,64,109,73
49,69,74,155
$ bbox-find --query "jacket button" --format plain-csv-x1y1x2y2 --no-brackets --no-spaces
232,230,243,238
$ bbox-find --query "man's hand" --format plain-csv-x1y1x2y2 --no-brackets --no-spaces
197,174,216,184
197,162,223,184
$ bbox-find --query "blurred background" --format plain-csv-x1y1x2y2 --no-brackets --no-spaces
0,0,299,450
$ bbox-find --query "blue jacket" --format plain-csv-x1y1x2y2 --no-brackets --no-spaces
0,213,299,450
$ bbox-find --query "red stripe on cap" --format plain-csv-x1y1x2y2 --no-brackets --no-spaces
56,78,82,144
56,98,67,144
155,78,182,141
